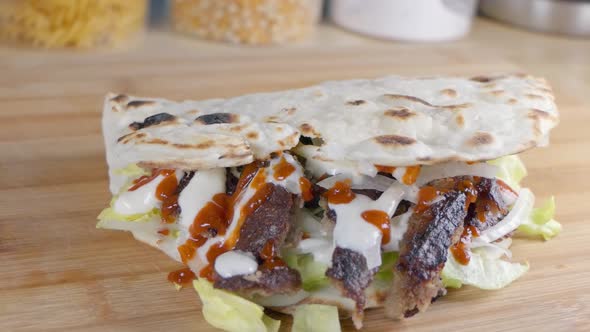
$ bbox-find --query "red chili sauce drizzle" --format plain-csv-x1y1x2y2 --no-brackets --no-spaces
129,169,179,224
361,210,391,245
175,160,306,282
259,240,287,270
450,225,480,265
273,156,296,181
167,267,196,285
324,180,356,204
375,165,396,174
402,166,421,185
298,177,313,202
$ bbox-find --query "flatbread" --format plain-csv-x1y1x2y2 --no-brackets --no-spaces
103,74,558,182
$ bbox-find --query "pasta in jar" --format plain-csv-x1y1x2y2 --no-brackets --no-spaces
0,0,148,49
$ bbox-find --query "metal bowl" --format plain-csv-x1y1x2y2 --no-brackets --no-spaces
480,0,590,37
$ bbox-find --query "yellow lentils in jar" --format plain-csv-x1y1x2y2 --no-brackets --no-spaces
171,0,322,45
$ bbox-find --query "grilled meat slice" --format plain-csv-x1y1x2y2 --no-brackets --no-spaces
326,247,377,329
215,183,302,294
234,184,295,255
386,190,467,318
464,177,511,232
214,265,301,296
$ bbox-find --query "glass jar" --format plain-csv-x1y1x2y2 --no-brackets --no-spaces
0,0,148,49
170,0,323,45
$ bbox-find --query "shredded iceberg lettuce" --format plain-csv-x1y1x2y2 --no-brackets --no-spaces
193,278,280,332
113,163,149,177
97,205,160,226
518,196,561,240
374,251,399,282
97,165,155,227
96,193,161,228
442,250,529,290
292,304,341,332
488,155,527,190
285,253,329,291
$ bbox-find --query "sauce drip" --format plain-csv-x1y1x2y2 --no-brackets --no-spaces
235,163,260,194
157,229,170,236
401,166,421,185
415,186,448,213
261,257,287,270
190,193,230,239
375,165,396,174
128,169,173,191
259,240,286,270
178,237,207,264
458,179,478,210
161,195,179,223
361,210,391,245
299,177,313,202
273,156,296,181
130,169,179,223
260,240,277,259
199,265,215,281
451,225,479,265
155,173,178,200
324,180,356,204
225,183,273,248
167,267,195,285
250,168,267,190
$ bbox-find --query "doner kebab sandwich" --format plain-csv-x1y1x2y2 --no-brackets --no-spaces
98,74,561,331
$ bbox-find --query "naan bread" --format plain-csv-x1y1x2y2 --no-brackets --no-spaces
103,74,558,191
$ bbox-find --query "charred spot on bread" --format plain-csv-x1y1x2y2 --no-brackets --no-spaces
374,135,417,146
195,113,237,125
129,112,176,130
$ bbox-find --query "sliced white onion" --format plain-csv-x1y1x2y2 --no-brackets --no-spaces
298,209,327,237
296,238,334,266
375,182,406,216
477,188,534,244
471,237,513,260
499,186,519,206
316,173,392,191
416,161,499,186
355,174,396,192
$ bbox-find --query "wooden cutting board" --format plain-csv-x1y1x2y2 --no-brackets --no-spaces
1,19,589,332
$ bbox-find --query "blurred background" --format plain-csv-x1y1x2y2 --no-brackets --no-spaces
0,0,587,49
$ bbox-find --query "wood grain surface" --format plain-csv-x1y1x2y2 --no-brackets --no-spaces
1,19,589,332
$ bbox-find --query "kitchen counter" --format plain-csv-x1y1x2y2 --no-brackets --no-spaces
1,18,589,331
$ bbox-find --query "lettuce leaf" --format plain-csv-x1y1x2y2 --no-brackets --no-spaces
442,250,529,290
97,205,160,226
193,278,280,332
518,196,562,240
96,193,161,229
488,155,527,190
374,251,399,282
113,163,149,177
285,253,329,291
292,304,341,332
